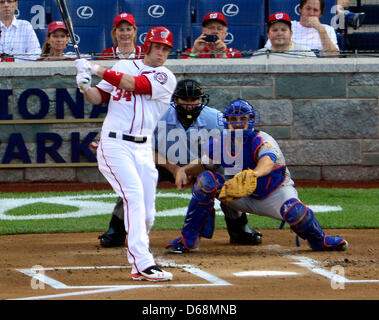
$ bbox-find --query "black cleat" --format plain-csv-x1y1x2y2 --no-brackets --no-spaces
98,215,126,247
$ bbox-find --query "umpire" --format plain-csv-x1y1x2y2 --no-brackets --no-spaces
98,79,262,249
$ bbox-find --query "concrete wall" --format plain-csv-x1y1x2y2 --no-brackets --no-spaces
0,57,378,183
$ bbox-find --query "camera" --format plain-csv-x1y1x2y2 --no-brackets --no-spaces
203,34,218,42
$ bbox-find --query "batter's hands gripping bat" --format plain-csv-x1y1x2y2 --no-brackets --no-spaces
56,0,80,58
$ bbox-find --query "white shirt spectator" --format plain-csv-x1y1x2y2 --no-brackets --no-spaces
254,42,316,58
0,16,41,62
266,20,339,52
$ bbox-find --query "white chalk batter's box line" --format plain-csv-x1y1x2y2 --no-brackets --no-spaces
12,260,231,300
11,254,379,300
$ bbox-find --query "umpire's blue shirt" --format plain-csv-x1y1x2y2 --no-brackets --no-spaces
154,103,223,166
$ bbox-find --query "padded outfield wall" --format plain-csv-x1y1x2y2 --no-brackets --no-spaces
0,58,378,183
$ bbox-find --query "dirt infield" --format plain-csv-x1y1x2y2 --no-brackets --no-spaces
0,229,378,300
0,181,378,301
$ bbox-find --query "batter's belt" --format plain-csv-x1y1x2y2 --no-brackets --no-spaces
108,131,147,143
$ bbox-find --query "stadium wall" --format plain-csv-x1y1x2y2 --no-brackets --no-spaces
0,58,378,183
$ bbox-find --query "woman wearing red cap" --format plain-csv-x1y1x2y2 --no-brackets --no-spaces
182,11,242,59
98,12,143,60
39,21,73,60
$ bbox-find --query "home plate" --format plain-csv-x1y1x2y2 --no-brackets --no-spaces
233,271,300,277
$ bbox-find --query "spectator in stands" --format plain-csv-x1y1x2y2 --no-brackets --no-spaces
336,0,366,50
0,0,41,62
265,0,339,57
98,12,143,60
39,21,74,61
0,28,12,61
183,11,242,58
254,12,315,58
337,0,365,30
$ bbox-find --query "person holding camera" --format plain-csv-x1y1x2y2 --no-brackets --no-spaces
182,12,242,59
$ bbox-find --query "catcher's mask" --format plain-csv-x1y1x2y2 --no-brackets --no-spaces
222,99,259,130
172,79,209,124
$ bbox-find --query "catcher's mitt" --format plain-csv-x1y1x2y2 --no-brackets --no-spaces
218,169,257,202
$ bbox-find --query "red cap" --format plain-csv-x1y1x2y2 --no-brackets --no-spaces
47,21,68,34
268,12,292,27
113,12,136,28
202,12,227,27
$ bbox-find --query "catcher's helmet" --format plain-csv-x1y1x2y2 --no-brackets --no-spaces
222,99,258,130
143,26,173,53
172,79,209,122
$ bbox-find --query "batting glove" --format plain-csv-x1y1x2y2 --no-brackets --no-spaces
76,71,92,93
75,58,99,75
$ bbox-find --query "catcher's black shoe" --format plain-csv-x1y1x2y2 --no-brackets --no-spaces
225,213,262,246
229,228,262,245
98,215,126,247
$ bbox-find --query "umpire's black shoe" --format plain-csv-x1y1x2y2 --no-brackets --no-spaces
225,213,262,245
98,215,126,247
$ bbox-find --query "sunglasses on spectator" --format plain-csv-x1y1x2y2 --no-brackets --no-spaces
0,0,17,4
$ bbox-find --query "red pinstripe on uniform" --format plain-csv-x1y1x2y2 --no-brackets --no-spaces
99,140,140,273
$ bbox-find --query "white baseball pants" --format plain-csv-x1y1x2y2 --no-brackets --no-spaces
97,134,158,273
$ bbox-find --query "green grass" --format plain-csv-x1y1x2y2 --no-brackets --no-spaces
6,202,79,216
0,187,378,235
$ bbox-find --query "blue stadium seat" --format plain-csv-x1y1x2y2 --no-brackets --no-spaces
192,24,263,53
51,0,120,27
34,28,48,48
268,0,337,25
136,25,184,56
119,0,192,49
67,27,106,55
350,32,379,51
14,0,47,30
194,0,265,26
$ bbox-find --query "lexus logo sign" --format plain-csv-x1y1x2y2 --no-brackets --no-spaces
148,5,165,18
77,6,93,19
222,4,239,17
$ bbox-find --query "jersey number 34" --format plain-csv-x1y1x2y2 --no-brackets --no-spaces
113,88,132,101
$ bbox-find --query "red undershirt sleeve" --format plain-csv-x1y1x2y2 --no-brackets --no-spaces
95,86,111,104
133,75,152,95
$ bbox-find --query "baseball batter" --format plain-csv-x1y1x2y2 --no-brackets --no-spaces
75,26,177,281
168,99,348,252
98,80,262,251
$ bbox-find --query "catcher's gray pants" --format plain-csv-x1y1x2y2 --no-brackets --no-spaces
223,185,299,221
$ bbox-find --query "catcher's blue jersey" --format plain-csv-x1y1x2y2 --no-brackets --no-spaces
206,130,287,199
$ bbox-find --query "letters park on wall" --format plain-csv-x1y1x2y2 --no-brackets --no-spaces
0,88,106,168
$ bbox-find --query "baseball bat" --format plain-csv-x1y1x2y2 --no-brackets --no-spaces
55,0,81,59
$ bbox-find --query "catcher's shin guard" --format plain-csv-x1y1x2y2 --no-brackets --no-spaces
180,171,224,249
224,212,262,245
280,198,347,251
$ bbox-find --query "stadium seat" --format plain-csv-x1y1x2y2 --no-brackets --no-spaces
268,0,337,25
66,27,106,55
136,25,184,57
352,5,379,25
14,0,46,30
191,24,263,53
119,0,192,50
51,0,120,27
34,27,48,48
349,32,379,51
194,0,265,26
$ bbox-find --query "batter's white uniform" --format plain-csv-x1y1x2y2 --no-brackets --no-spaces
96,59,177,275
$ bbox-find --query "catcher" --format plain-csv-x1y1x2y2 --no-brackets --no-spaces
166,99,348,253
